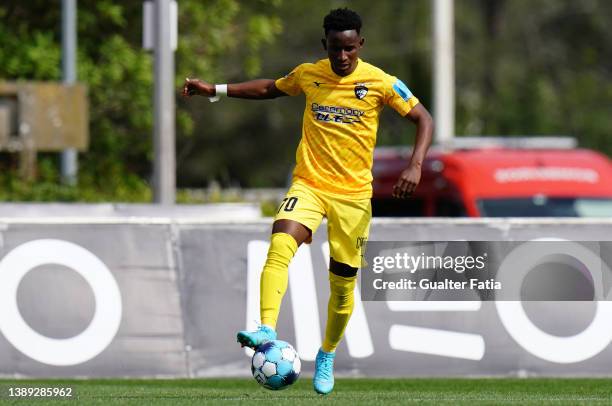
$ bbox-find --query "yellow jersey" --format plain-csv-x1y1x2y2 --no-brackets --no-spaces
275,58,420,199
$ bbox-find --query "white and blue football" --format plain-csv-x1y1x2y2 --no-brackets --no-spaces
251,340,301,390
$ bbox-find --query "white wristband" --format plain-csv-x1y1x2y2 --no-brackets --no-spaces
216,84,228,96
208,84,227,103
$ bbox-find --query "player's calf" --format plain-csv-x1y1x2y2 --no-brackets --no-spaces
236,325,277,349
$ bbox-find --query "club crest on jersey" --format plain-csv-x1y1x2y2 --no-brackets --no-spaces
354,83,368,100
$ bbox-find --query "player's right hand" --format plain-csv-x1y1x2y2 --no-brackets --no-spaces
182,78,213,98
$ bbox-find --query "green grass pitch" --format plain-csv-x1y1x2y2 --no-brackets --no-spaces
1,378,611,405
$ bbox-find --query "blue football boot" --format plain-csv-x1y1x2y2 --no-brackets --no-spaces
236,325,277,349
313,348,336,395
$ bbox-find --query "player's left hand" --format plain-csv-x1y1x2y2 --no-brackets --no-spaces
392,164,421,199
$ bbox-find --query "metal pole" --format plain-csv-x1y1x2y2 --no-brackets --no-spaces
153,0,176,204
61,0,78,185
432,0,455,145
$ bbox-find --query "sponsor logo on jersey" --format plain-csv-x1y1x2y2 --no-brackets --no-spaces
311,103,365,125
354,83,368,100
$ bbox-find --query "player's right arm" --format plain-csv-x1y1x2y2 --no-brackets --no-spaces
182,78,287,100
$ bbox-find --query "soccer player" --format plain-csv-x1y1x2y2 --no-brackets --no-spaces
183,7,433,394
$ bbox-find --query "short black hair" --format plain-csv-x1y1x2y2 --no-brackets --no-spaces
323,8,362,36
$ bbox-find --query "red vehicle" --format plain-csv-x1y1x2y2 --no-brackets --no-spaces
372,137,612,217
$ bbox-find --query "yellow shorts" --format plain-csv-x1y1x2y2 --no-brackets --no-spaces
274,182,371,270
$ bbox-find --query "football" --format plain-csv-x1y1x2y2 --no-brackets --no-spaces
251,340,301,390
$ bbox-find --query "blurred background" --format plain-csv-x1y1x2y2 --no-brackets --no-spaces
1,0,612,381
1,0,611,211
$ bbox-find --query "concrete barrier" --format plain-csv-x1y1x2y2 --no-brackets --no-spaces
0,212,611,377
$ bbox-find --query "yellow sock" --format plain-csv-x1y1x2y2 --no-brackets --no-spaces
322,272,356,353
260,232,298,329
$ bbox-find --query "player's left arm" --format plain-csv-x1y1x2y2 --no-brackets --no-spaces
392,104,434,199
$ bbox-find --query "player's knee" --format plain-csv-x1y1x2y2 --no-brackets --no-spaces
272,220,312,246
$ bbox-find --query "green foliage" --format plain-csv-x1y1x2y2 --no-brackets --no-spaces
244,15,283,76
260,199,280,217
177,0,284,83
455,0,612,155
0,157,151,202
0,5,60,80
1,0,611,200
0,0,284,201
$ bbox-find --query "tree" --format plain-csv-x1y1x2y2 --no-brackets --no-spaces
0,0,284,199
2,1,611,197
455,0,612,156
